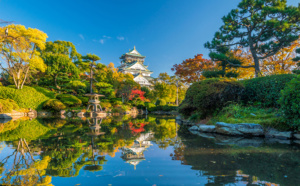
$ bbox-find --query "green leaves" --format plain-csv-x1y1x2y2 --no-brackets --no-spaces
205,0,300,77
279,75,300,129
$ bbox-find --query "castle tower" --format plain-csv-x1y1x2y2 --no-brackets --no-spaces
118,46,154,88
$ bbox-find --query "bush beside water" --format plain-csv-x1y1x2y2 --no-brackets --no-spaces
0,86,55,110
0,99,19,113
279,75,300,129
56,94,82,107
180,78,244,118
241,74,296,108
43,99,66,112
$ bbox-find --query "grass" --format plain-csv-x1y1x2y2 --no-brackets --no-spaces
207,104,289,130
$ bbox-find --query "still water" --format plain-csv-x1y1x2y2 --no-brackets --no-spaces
0,115,299,186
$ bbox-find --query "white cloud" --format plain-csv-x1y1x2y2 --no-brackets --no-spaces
103,35,111,39
100,39,104,44
79,34,84,40
117,36,125,41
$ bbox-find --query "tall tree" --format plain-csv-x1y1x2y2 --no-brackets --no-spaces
293,44,300,74
80,53,101,93
261,39,300,75
205,0,300,77
0,24,47,89
40,41,80,89
171,54,215,83
204,46,241,78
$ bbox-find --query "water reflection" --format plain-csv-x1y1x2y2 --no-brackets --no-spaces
0,116,299,185
121,132,153,170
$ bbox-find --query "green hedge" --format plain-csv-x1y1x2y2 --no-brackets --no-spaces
0,99,19,113
155,99,166,106
179,78,244,118
279,75,300,129
0,86,55,110
241,74,296,108
56,94,82,107
43,99,66,112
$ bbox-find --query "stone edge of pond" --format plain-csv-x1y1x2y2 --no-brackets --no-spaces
175,116,300,141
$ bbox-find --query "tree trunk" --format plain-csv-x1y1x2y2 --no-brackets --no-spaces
20,66,29,89
253,56,260,78
248,32,260,78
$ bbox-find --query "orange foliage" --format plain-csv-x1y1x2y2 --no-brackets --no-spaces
171,54,215,83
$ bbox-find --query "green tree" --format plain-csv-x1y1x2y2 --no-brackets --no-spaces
204,46,240,78
205,0,300,77
40,41,80,90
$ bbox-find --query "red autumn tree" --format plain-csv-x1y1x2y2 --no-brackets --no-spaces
129,89,145,101
171,54,215,83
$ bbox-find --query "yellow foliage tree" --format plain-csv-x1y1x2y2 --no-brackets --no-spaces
261,39,299,75
232,39,300,78
0,24,47,89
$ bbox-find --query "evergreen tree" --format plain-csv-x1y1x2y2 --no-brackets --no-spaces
205,0,300,77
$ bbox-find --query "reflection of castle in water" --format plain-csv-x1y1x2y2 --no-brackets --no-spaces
121,132,153,170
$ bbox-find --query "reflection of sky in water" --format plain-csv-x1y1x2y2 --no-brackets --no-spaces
51,144,208,186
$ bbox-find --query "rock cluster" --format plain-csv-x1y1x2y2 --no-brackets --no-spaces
189,122,297,140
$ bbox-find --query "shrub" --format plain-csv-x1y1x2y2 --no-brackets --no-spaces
279,75,300,129
145,102,156,110
77,96,89,106
178,102,197,116
67,80,87,94
112,100,123,106
155,99,166,106
0,99,19,113
162,105,177,112
100,101,112,109
43,99,66,111
121,105,131,111
180,78,244,118
56,94,82,107
242,74,296,108
0,86,55,110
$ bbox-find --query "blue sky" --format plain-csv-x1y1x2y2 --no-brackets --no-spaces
0,0,299,77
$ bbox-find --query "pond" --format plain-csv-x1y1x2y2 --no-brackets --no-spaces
0,115,299,186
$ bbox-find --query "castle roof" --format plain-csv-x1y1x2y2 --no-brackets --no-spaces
120,46,145,58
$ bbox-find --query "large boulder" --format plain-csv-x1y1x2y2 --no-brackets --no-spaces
265,128,292,139
215,122,264,136
198,125,216,133
294,133,300,140
188,125,199,131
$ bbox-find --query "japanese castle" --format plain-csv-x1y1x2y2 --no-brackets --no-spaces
118,46,154,88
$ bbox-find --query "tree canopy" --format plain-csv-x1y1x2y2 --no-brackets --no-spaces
205,0,300,77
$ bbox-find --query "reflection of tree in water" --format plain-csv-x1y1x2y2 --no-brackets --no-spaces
0,138,53,185
171,129,300,185
0,116,183,181
40,117,107,177
152,118,178,149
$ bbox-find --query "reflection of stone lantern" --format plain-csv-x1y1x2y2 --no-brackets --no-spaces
87,117,105,136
